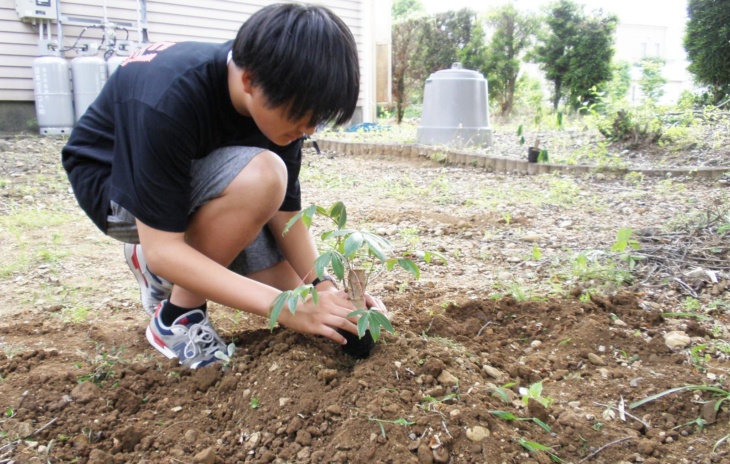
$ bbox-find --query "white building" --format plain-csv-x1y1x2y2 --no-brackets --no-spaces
614,22,692,105
0,0,391,132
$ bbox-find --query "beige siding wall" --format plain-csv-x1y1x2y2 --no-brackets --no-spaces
0,0,372,116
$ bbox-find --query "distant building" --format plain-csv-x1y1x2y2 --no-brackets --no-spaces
614,22,692,105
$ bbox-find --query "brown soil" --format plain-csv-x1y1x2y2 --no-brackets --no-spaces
1,135,729,464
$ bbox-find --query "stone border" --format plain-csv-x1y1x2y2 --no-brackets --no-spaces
312,139,730,180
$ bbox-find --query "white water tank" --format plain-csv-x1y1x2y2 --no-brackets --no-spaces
417,63,492,148
107,55,126,76
72,55,108,122
32,56,74,135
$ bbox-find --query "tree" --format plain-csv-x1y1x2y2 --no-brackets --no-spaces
391,17,427,123
418,9,484,76
482,4,539,116
684,0,730,104
638,57,667,103
604,60,631,104
392,0,424,20
534,0,617,110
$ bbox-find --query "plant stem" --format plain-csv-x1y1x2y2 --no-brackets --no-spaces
347,269,368,310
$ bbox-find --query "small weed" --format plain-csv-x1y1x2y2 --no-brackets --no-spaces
531,244,542,261
250,397,260,409
520,381,553,409
624,171,644,186
61,305,91,323
213,343,237,369
489,383,516,404
611,227,642,271
689,344,710,372
77,346,124,385
490,410,550,432
630,384,730,422
368,416,415,438
684,297,701,311
517,438,563,462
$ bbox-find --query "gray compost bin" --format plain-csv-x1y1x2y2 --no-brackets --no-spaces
417,63,492,148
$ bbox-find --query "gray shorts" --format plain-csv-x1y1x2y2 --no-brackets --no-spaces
107,146,285,276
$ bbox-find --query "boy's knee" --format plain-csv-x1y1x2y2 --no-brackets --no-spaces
228,150,287,211
252,150,287,194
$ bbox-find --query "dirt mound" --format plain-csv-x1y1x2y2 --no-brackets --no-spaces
0,290,725,463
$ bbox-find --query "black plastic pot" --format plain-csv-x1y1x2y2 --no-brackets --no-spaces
528,147,540,163
338,329,375,359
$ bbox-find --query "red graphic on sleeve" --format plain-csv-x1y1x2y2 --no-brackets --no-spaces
122,42,178,66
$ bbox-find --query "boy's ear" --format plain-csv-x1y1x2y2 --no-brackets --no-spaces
241,70,255,95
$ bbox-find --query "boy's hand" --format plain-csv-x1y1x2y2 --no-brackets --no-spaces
278,290,358,345
365,293,388,316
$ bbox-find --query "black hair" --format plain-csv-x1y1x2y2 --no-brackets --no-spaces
232,3,360,127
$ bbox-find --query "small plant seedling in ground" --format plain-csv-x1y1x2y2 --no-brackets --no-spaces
250,397,260,409
520,381,553,409
368,416,415,438
213,343,237,369
612,227,642,271
490,410,551,432
270,201,445,358
517,438,563,462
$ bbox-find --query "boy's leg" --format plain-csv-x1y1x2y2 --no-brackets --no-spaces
168,147,288,308
110,146,288,368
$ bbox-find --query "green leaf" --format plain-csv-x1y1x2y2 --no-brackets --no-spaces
344,232,365,258
369,311,394,334
357,312,370,338
392,418,415,426
369,316,381,342
314,252,333,278
328,201,347,229
287,294,299,314
269,293,289,330
518,439,552,452
331,253,345,281
490,410,518,420
311,288,319,306
491,388,511,404
362,234,388,262
283,204,317,234
423,250,448,264
532,417,551,433
630,385,730,409
397,258,420,279
517,124,523,137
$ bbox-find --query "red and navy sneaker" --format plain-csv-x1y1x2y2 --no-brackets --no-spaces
145,301,227,369
124,243,173,316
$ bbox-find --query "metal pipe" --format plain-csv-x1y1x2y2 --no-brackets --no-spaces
55,0,63,57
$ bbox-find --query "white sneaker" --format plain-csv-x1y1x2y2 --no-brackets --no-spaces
124,243,173,316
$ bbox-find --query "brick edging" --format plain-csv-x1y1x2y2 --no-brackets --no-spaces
311,139,730,180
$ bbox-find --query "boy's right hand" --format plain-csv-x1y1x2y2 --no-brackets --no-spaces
277,289,359,345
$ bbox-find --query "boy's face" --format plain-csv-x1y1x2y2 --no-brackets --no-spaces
239,71,316,146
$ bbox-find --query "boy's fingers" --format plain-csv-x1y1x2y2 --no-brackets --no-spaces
322,327,347,345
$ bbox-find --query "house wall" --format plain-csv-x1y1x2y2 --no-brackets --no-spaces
0,0,387,132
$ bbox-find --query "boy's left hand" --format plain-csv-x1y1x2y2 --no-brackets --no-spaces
365,293,388,316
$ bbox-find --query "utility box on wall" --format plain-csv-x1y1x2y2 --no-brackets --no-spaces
417,63,492,148
16,0,58,22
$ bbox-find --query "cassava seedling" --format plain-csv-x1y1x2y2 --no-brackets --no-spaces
269,201,445,358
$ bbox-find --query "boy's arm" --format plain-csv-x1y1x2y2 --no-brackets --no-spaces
268,210,387,314
267,210,338,291
136,221,355,342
